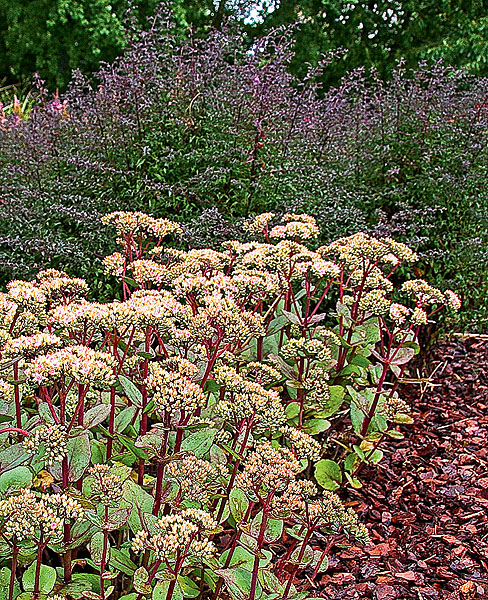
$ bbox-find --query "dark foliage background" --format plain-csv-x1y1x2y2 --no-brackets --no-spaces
1,10,487,328
2,1,488,90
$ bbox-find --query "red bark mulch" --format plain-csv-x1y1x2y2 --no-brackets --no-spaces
318,335,488,600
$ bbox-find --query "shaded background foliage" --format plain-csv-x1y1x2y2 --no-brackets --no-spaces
2,1,488,90
0,1,488,329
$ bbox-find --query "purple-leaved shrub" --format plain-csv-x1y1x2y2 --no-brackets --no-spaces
0,9,485,326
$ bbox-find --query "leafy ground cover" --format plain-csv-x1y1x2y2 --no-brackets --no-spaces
0,211,460,599
316,335,488,599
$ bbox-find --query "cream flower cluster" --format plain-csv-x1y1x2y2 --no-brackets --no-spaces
131,509,217,562
309,491,370,545
36,269,89,303
281,338,331,362
235,442,301,497
87,465,125,505
146,364,206,415
6,280,46,311
269,213,320,241
243,212,275,235
214,366,286,430
23,423,68,465
0,489,84,541
323,232,417,267
102,211,181,240
2,332,63,360
24,345,116,386
103,252,126,277
281,426,322,461
166,454,222,504
48,300,109,331
401,279,446,305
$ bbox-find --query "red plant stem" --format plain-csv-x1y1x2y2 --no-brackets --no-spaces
0,427,30,437
215,420,252,522
33,540,47,598
63,527,72,583
135,559,162,600
210,503,255,600
360,362,389,437
200,339,223,388
8,543,18,600
138,327,152,485
307,536,337,586
282,528,314,599
12,363,22,440
249,502,270,600
276,524,305,577
106,386,116,459
152,428,169,516
100,506,109,600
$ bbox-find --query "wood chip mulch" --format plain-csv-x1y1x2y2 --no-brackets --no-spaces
316,335,488,600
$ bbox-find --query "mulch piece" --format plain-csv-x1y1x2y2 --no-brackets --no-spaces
317,335,488,600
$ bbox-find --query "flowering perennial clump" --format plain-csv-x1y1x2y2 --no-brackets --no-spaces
0,210,459,600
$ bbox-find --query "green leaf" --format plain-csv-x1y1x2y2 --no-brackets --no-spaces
89,531,109,566
83,404,111,429
281,309,301,325
214,567,261,600
367,449,384,465
314,459,342,491
250,513,283,543
133,566,151,594
302,418,330,434
386,429,404,440
109,548,137,576
114,406,138,432
49,432,91,482
0,567,20,600
116,433,149,460
0,465,32,494
118,376,143,408
0,443,29,475
344,472,362,488
220,546,271,570
350,355,371,368
22,562,56,593
349,399,366,435
389,346,416,365
177,575,201,598
285,402,300,419
180,428,217,458
152,580,183,600
343,452,359,473
319,385,345,417
229,487,249,523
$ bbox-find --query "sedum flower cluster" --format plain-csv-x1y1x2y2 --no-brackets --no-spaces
23,423,68,465
131,509,218,562
24,345,116,386
0,489,84,541
214,365,286,431
166,454,222,504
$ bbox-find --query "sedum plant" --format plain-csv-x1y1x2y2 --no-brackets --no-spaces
0,211,458,599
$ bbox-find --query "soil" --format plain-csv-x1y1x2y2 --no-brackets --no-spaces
317,335,488,600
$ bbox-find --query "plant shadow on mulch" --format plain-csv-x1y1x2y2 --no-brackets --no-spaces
314,335,488,600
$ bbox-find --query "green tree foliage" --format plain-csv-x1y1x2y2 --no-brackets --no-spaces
256,1,488,84
2,1,488,89
0,0,217,89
